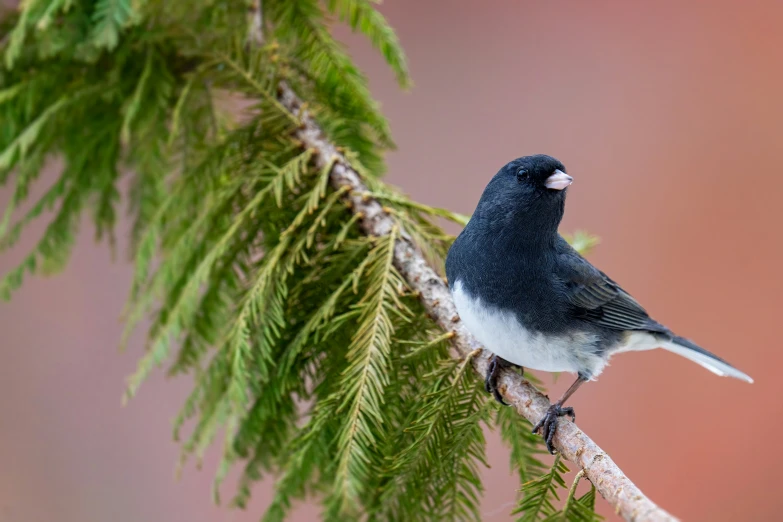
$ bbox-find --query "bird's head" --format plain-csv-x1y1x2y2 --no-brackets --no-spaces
473,155,573,238
505,154,572,194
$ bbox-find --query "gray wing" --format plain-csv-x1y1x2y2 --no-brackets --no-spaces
555,240,666,333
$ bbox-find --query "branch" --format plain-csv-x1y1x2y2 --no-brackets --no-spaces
248,0,264,45
277,83,679,522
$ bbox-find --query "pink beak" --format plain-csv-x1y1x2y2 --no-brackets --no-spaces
545,169,573,191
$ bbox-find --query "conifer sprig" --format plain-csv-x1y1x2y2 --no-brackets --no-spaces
330,228,405,513
556,471,603,522
512,454,603,522
377,351,489,521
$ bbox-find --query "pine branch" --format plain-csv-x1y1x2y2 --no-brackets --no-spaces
513,453,569,521
378,350,487,520
330,228,405,513
555,470,604,522
277,83,679,522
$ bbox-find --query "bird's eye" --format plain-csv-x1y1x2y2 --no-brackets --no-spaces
516,168,528,183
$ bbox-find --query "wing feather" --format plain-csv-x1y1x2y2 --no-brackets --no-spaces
556,239,664,333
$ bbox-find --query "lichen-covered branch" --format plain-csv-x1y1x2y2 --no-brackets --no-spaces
278,83,678,522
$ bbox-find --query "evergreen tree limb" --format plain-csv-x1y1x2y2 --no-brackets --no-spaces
277,83,678,522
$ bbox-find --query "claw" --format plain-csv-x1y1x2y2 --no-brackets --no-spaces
484,357,497,394
545,416,557,450
533,403,577,454
484,355,521,406
491,386,507,405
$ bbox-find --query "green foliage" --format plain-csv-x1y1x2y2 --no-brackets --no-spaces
90,0,142,50
558,471,602,522
561,230,600,256
330,229,407,512
512,456,603,522
496,402,548,485
325,0,410,88
374,352,491,521
1,1,603,521
513,454,569,521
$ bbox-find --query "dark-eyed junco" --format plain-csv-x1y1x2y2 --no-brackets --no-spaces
445,154,753,453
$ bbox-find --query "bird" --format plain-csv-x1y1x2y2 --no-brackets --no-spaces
444,154,753,453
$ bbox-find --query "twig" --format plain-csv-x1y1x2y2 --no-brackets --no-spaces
277,83,679,522
563,469,587,519
248,0,264,45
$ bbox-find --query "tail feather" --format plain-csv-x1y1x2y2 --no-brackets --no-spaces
662,335,754,383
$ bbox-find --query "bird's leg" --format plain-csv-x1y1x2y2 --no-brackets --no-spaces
532,375,587,454
485,355,522,405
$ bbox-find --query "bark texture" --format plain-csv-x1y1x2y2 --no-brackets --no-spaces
278,83,678,522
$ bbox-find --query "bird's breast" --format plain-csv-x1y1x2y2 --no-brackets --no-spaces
451,280,605,376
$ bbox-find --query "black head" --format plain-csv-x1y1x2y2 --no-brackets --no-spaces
503,154,571,193
471,154,573,239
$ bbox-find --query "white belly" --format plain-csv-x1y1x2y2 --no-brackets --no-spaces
452,280,605,376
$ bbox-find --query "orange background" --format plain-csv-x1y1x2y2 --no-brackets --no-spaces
1,1,782,520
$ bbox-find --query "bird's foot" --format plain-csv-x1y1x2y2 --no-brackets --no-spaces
532,403,576,454
484,355,520,405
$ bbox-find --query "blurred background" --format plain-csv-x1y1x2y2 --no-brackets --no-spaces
1,0,781,520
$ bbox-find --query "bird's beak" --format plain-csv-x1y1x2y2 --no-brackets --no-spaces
545,170,573,191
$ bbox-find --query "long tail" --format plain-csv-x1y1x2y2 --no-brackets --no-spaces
662,335,753,383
